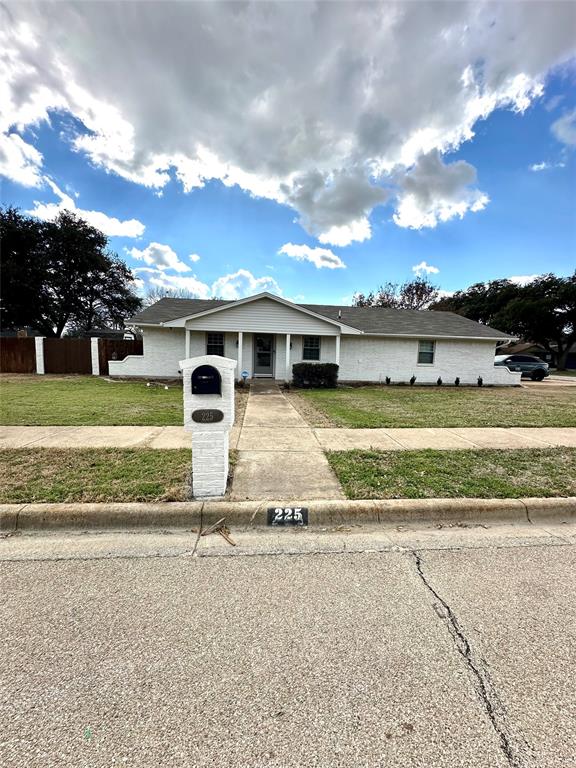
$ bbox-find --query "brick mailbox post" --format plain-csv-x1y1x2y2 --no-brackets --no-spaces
180,354,236,498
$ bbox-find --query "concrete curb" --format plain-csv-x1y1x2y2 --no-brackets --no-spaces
1,497,575,532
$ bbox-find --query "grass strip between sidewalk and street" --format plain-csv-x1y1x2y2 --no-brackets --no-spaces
327,447,576,500
0,448,193,503
294,386,576,428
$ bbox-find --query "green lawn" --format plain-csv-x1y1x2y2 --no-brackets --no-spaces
0,375,183,426
0,448,192,503
328,448,576,499
295,386,576,428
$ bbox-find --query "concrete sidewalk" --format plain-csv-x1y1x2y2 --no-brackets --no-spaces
230,380,345,501
3,423,575,452
314,425,576,450
0,424,240,450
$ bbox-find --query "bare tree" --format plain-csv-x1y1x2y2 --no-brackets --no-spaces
353,277,439,310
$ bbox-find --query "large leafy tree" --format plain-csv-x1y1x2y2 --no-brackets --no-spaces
494,274,576,369
353,277,439,310
431,279,523,326
0,207,51,332
431,274,576,369
1,207,142,336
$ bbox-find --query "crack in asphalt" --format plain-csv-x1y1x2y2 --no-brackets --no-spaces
412,551,534,768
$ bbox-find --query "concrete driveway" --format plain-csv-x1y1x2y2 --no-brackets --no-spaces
1,522,575,768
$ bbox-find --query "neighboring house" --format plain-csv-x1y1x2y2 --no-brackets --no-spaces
109,292,520,385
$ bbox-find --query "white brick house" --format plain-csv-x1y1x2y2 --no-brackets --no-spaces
109,292,520,385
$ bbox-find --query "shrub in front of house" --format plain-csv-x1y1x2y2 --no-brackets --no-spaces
292,362,339,388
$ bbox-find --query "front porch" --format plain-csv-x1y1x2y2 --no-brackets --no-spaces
184,329,341,381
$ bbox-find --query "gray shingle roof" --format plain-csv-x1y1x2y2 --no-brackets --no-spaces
127,298,232,325
300,304,510,339
127,297,511,339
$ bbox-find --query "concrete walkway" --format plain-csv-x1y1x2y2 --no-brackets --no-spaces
230,380,345,501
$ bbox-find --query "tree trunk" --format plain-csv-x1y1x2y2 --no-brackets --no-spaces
555,333,575,371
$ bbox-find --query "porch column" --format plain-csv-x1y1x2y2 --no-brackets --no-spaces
285,333,291,381
238,331,243,376
185,328,191,359
335,334,341,366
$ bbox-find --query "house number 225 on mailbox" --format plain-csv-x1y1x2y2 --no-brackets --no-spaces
192,409,224,424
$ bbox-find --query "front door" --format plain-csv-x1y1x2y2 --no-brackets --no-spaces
254,334,275,376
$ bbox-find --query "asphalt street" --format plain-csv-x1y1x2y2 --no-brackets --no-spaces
1,523,575,768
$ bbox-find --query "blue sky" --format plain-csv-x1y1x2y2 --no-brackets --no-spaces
1,2,575,304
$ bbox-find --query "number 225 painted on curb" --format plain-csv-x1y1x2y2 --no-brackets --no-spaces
267,507,308,526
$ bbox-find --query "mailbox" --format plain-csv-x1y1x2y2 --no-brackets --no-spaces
192,364,222,396
179,354,237,498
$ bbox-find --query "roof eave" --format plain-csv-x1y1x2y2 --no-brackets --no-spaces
355,332,517,341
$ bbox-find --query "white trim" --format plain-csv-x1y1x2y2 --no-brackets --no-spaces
162,292,362,333
285,333,290,381
185,329,191,358
335,335,341,366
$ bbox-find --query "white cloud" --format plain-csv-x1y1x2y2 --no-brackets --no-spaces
27,179,145,237
133,262,283,301
529,160,565,172
318,219,373,247
147,271,211,299
412,260,439,277
0,132,43,187
189,253,201,263
127,242,190,272
508,274,539,286
278,243,345,270
394,150,489,229
551,109,576,146
2,3,576,241
211,269,282,300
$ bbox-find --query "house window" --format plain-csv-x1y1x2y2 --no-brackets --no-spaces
303,336,321,361
206,332,225,356
417,340,435,365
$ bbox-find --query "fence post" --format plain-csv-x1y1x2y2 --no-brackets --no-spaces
91,338,100,376
35,337,45,375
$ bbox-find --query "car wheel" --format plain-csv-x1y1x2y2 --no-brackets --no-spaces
532,370,545,381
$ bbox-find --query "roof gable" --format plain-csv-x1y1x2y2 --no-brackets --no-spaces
161,292,360,332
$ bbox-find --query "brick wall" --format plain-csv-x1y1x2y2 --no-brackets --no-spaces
338,337,520,385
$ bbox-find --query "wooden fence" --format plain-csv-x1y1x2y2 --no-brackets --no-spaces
44,338,93,374
0,337,143,375
0,337,36,373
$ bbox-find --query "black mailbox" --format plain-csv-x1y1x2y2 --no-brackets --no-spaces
191,365,222,396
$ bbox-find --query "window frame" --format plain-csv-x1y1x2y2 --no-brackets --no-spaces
417,339,435,366
302,335,321,361
206,332,225,357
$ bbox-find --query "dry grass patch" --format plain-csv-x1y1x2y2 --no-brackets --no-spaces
295,385,576,428
0,448,192,503
327,447,576,499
